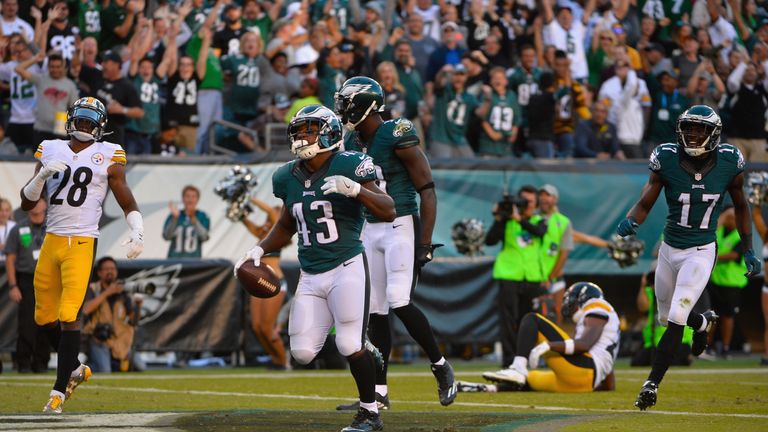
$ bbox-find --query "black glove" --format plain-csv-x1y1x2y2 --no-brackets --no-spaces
416,243,443,267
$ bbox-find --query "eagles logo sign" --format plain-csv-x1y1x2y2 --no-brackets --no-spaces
392,119,413,137
122,264,182,325
355,156,376,177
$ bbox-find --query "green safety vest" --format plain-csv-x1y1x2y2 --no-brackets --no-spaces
492,215,547,282
541,212,570,278
643,286,693,348
710,226,748,288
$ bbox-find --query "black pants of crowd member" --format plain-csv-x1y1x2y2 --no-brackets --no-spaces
16,272,50,372
498,279,548,367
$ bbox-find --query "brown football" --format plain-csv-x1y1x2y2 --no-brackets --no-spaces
236,261,281,298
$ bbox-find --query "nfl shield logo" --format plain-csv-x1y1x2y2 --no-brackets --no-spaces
695,173,702,181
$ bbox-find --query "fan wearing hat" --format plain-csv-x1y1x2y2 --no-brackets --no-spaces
92,50,144,146
649,67,689,146
428,62,480,157
425,21,466,82
213,3,247,58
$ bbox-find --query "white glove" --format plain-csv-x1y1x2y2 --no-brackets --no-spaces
234,245,264,277
321,175,361,198
122,211,144,259
40,160,69,179
528,342,550,369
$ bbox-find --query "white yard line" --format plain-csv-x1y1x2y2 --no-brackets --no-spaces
4,382,767,420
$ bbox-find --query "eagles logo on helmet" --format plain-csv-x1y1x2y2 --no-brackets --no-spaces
334,76,385,130
288,105,343,160
66,97,108,142
607,235,645,268
675,105,721,157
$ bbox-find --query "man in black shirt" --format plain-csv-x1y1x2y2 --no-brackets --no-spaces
213,4,246,58
46,0,79,63
526,71,556,158
94,50,144,145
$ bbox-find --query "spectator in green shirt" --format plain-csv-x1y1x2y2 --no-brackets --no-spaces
100,0,144,51
163,185,210,258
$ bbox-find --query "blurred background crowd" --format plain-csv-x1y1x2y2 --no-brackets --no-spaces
1,0,768,160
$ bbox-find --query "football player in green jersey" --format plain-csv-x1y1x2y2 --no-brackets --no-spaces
616,105,761,410
235,105,394,432
335,76,457,410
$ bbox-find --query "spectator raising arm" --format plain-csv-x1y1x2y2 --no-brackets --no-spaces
14,50,46,81
196,27,212,81
113,0,145,41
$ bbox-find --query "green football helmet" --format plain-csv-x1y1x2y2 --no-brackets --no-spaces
561,282,604,321
287,104,343,160
676,105,721,157
334,76,385,130
66,97,108,142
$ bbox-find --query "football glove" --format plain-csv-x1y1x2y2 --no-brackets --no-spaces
616,217,639,237
528,341,550,369
122,211,144,259
40,160,69,179
234,245,264,277
416,243,443,267
23,160,69,201
321,175,361,198
744,249,761,277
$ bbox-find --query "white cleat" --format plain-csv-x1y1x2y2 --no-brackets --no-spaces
482,367,527,388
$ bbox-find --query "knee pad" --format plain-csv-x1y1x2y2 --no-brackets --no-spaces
290,348,317,365
334,334,363,358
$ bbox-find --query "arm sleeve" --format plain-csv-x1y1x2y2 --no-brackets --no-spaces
162,215,178,240
521,218,548,238
193,212,210,242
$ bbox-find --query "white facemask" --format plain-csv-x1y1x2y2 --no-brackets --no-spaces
70,131,95,142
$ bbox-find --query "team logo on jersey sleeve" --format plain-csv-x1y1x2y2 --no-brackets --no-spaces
392,119,413,137
355,156,376,177
648,150,661,171
737,148,745,169
91,152,104,165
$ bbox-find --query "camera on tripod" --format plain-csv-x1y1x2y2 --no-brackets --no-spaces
496,193,529,218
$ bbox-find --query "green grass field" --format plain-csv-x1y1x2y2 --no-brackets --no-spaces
0,358,766,431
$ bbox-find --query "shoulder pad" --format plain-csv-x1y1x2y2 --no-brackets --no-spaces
717,144,746,170
649,143,678,171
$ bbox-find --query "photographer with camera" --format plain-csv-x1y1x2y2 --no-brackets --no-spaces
82,257,142,373
163,185,211,258
485,185,549,368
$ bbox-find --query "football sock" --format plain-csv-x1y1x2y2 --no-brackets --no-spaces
512,356,528,375
360,401,378,414
648,322,684,385
432,357,446,366
367,314,391,385
687,313,706,332
375,385,388,397
53,330,80,394
40,323,61,351
516,313,539,357
393,304,442,363
348,350,376,404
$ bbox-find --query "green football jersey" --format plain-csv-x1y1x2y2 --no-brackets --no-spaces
221,54,267,116
344,118,420,221
272,151,377,274
507,67,541,127
311,0,351,35
429,86,479,146
478,91,522,156
126,74,161,134
649,143,745,249
77,0,101,41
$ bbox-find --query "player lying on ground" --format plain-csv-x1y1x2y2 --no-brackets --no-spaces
466,282,619,393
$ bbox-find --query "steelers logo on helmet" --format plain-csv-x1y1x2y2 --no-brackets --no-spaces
676,104,721,157
287,105,343,160
66,97,108,142
561,281,604,322
334,76,385,130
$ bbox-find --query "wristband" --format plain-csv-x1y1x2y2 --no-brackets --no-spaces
126,210,144,232
564,339,575,355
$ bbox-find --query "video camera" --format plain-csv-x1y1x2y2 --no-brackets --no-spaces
496,193,529,219
121,280,157,296
214,166,259,222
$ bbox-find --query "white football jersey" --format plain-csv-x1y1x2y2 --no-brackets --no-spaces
34,139,126,238
573,298,620,387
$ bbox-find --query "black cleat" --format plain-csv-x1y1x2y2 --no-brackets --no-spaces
635,380,658,411
336,393,390,411
340,407,384,432
691,310,719,356
431,361,458,406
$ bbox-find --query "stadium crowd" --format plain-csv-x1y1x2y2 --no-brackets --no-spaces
0,0,767,159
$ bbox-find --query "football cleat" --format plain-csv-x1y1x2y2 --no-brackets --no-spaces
635,380,658,411
65,364,92,400
457,381,496,393
431,361,457,406
691,310,719,356
336,393,390,411
43,393,64,414
481,367,526,389
340,407,384,432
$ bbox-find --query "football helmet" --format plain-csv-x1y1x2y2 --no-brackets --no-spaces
676,105,721,157
561,281,604,320
451,218,486,256
607,234,645,268
287,104,343,160
66,97,107,142
334,76,385,130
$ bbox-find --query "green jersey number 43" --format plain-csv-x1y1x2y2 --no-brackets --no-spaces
293,201,339,245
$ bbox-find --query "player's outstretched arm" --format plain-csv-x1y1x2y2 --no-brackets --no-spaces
729,172,761,276
396,145,438,250
548,316,607,355
620,171,663,234
356,181,396,222
108,163,144,259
